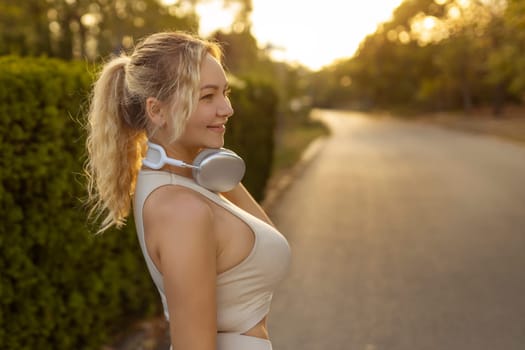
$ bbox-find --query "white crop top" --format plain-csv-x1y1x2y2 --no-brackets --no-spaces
133,170,291,334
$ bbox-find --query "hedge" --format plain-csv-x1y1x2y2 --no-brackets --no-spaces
226,77,278,201
0,56,278,349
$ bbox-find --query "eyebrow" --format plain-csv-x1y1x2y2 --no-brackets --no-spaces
200,83,229,90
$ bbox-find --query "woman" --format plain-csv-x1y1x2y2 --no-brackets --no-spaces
85,31,291,350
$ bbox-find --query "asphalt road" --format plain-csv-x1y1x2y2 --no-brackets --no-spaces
267,110,525,350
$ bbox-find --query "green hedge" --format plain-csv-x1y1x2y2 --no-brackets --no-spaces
226,78,278,201
0,56,278,349
0,56,160,349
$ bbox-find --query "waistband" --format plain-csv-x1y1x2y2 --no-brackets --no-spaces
217,333,272,350
169,333,272,350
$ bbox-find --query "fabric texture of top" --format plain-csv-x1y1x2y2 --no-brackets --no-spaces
133,170,291,334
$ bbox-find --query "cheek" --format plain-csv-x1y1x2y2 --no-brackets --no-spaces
191,105,215,124
183,111,208,134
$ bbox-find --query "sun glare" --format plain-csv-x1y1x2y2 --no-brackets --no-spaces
410,14,442,45
196,2,240,36
166,0,405,70
250,0,405,70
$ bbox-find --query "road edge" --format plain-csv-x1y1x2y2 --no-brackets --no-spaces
261,136,328,214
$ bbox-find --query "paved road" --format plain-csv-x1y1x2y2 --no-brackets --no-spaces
267,110,525,350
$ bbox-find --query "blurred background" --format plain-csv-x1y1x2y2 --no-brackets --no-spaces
1,0,524,349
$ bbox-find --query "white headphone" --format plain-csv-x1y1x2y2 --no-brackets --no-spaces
143,142,246,192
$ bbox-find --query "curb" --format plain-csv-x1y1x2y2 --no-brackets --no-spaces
261,136,328,213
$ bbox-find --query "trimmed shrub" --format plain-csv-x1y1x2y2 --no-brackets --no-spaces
0,56,161,349
226,78,278,201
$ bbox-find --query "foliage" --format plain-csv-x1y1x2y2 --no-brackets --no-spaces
0,56,160,350
502,0,525,96
225,78,278,201
213,28,315,162
314,0,525,115
0,0,258,62
0,0,198,60
271,117,329,172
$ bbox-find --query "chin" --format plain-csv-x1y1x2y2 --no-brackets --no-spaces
207,139,225,149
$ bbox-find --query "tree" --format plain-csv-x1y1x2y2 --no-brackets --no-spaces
501,0,525,101
0,0,199,60
0,0,52,56
313,0,523,113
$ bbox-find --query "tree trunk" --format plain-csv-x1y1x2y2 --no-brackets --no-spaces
461,81,473,113
491,82,506,117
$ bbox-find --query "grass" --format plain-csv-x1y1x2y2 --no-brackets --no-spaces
261,112,330,210
271,117,330,175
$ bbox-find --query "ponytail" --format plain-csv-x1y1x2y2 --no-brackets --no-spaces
85,56,146,233
84,32,223,233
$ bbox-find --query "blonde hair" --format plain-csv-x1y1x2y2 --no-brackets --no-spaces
85,31,222,233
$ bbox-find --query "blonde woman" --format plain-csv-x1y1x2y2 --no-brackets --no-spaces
85,31,290,350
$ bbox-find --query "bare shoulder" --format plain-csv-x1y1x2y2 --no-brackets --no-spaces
143,185,213,222
142,185,215,269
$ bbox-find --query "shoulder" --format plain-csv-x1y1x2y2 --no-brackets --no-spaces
142,185,216,262
144,184,214,227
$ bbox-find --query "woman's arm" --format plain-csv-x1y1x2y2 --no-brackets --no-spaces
144,186,217,350
221,183,275,227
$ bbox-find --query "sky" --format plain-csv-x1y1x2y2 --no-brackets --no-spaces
195,0,405,71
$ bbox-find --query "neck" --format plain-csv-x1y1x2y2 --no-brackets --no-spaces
163,163,194,178
148,139,201,178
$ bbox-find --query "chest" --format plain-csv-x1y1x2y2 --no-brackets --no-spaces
212,203,256,275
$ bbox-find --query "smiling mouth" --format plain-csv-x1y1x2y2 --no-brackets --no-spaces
207,125,226,132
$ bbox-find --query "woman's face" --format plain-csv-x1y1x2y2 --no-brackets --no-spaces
175,53,233,151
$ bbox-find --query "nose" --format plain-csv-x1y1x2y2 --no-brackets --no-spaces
218,98,234,118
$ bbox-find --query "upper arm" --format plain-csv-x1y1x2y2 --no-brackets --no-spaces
144,187,217,349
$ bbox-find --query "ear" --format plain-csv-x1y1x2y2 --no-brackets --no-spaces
146,97,166,127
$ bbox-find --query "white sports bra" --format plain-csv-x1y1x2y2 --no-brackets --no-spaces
133,170,291,334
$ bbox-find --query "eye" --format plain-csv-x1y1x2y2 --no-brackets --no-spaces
223,87,231,97
200,93,214,100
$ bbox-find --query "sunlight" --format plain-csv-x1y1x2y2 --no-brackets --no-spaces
80,13,98,27
251,0,405,70
423,16,437,30
195,1,240,36
457,0,471,8
411,14,443,45
447,5,462,19
163,0,405,70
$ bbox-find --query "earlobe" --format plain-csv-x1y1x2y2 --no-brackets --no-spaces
146,97,166,127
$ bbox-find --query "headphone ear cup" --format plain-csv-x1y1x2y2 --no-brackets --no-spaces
192,148,246,192
192,148,223,166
